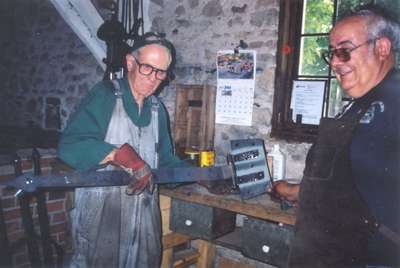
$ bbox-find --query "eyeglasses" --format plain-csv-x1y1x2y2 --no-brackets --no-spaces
322,39,376,65
133,57,168,80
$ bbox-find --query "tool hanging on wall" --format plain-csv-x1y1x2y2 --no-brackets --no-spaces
97,0,145,80
234,40,248,54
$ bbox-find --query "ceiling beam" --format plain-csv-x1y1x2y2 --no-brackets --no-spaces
50,0,106,70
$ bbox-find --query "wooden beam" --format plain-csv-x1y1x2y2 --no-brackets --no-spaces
197,240,215,268
173,250,200,268
49,0,106,69
161,248,173,268
162,232,193,250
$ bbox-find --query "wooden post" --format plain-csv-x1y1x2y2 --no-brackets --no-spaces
197,240,216,268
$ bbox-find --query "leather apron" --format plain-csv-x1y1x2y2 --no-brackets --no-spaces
288,100,379,268
69,80,162,268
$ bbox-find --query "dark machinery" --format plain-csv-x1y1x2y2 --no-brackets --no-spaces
97,0,145,80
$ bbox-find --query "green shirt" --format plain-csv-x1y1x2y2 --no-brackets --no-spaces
58,78,186,170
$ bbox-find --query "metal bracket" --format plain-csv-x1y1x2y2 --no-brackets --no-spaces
228,139,272,200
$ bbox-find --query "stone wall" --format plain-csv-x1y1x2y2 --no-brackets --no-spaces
0,0,102,131
148,0,310,178
0,0,309,178
0,1,310,266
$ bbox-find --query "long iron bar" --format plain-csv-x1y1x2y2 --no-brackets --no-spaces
32,148,54,267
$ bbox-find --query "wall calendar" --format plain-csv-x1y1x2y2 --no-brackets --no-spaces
215,50,256,126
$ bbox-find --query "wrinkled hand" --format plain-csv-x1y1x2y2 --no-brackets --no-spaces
267,180,300,204
112,143,153,195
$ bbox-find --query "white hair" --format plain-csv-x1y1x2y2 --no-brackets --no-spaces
131,44,172,67
348,7,400,51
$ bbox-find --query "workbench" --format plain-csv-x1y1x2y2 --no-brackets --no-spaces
159,183,296,268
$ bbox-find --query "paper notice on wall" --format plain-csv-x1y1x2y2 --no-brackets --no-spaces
215,50,256,126
290,80,326,125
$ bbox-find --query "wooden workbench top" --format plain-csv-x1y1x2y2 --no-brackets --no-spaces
160,183,296,226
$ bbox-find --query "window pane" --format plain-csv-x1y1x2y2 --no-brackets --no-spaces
337,0,372,18
299,36,330,76
375,0,400,13
327,79,351,117
303,0,334,34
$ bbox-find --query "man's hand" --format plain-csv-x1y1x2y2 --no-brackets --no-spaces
112,143,152,195
268,180,300,203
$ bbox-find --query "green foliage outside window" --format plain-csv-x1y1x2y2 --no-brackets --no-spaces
301,0,399,77
303,0,334,34
272,0,399,140
299,0,399,118
300,36,330,76
299,0,333,76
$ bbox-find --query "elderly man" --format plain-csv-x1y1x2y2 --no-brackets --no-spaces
58,35,187,268
272,5,400,268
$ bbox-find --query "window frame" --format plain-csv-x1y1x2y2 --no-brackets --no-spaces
271,0,338,143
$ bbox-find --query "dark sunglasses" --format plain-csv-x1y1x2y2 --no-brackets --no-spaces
133,57,168,81
322,39,376,64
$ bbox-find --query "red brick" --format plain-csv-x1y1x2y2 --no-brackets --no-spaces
51,212,66,223
1,196,16,208
20,160,32,170
50,222,66,233
0,187,18,197
5,219,21,233
48,191,66,201
46,200,65,212
8,230,24,243
3,208,21,221
57,231,67,243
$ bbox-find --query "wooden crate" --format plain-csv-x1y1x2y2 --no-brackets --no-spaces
173,84,216,158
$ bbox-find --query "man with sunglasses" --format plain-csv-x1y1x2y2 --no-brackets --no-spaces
58,35,188,268
271,4,400,267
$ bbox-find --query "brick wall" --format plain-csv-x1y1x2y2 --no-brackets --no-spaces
0,149,70,267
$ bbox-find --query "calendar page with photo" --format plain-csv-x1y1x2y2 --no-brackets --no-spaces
215,50,256,126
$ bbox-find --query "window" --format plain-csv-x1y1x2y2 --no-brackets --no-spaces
271,0,399,142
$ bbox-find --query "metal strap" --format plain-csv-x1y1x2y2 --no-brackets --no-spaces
32,148,55,266
111,79,123,97
378,224,400,246
151,96,159,168
13,154,42,267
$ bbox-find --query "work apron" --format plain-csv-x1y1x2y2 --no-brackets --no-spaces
288,103,379,268
70,80,162,268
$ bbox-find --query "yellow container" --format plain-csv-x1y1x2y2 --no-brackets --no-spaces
199,151,215,167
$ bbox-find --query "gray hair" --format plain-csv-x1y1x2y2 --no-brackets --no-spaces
131,44,173,67
345,5,400,51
